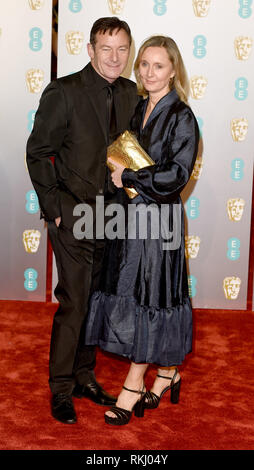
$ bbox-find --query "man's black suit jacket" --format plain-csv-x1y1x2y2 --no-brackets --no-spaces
26,63,139,227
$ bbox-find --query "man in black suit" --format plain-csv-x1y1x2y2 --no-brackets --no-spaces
26,17,139,424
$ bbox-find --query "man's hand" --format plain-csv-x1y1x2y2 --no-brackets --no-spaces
108,157,125,188
55,216,61,227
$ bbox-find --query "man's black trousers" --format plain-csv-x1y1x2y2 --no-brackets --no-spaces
48,220,105,395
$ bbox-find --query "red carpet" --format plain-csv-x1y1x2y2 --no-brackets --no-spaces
0,300,254,450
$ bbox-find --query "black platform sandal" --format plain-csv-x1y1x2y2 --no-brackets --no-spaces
144,368,181,409
104,385,146,426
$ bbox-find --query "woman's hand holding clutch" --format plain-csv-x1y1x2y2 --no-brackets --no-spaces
108,157,126,188
106,131,154,198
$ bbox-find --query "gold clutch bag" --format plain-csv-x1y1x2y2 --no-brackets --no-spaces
106,130,154,199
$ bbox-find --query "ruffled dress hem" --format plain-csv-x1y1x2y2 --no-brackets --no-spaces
85,291,192,367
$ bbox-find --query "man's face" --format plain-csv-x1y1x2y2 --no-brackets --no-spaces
87,28,130,83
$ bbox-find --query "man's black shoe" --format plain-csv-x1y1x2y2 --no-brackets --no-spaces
72,379,117,406
51,393,77,424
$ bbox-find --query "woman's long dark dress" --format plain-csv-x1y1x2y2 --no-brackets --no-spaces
84,89,199,366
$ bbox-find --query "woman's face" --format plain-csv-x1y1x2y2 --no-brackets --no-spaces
139,46,175,97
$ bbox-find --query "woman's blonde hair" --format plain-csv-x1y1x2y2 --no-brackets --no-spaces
134,35,189,104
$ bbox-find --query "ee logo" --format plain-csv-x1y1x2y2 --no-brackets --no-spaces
27,110,36,132
196,116,204,137
235,77,248,100
153,0,167,15
24,268,38,291
193,35,207,59
227,238,241,261
29,27,43,51
69,0,82,12
231,158,244,181
238,0,253,18
188,275,197,298
187,197,200,220
26,190,39,214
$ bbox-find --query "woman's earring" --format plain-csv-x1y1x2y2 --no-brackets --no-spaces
170,76,175,84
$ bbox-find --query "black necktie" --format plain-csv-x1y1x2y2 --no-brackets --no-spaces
106,85,116,144
104,85,117,198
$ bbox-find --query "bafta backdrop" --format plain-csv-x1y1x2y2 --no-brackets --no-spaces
0,0,253,309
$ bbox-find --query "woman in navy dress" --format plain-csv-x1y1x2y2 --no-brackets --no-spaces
85,36,199,425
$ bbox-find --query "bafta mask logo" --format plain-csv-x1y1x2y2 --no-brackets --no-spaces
192,0,211,17
26,68,44,93
23,230,41,253
223,276,241,300
28,0,44,10
185,236,201,259
227,198,245,221
108,0,125,14
191,156,203,180
234,36,253,60
231,118,248,142
65,31,84,55
190,76,208,99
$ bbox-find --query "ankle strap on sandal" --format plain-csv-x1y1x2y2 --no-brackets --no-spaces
157,368,178,381
122,385,145,395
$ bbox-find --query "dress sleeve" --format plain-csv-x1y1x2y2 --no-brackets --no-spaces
26,81,68,220
122,109,199,204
